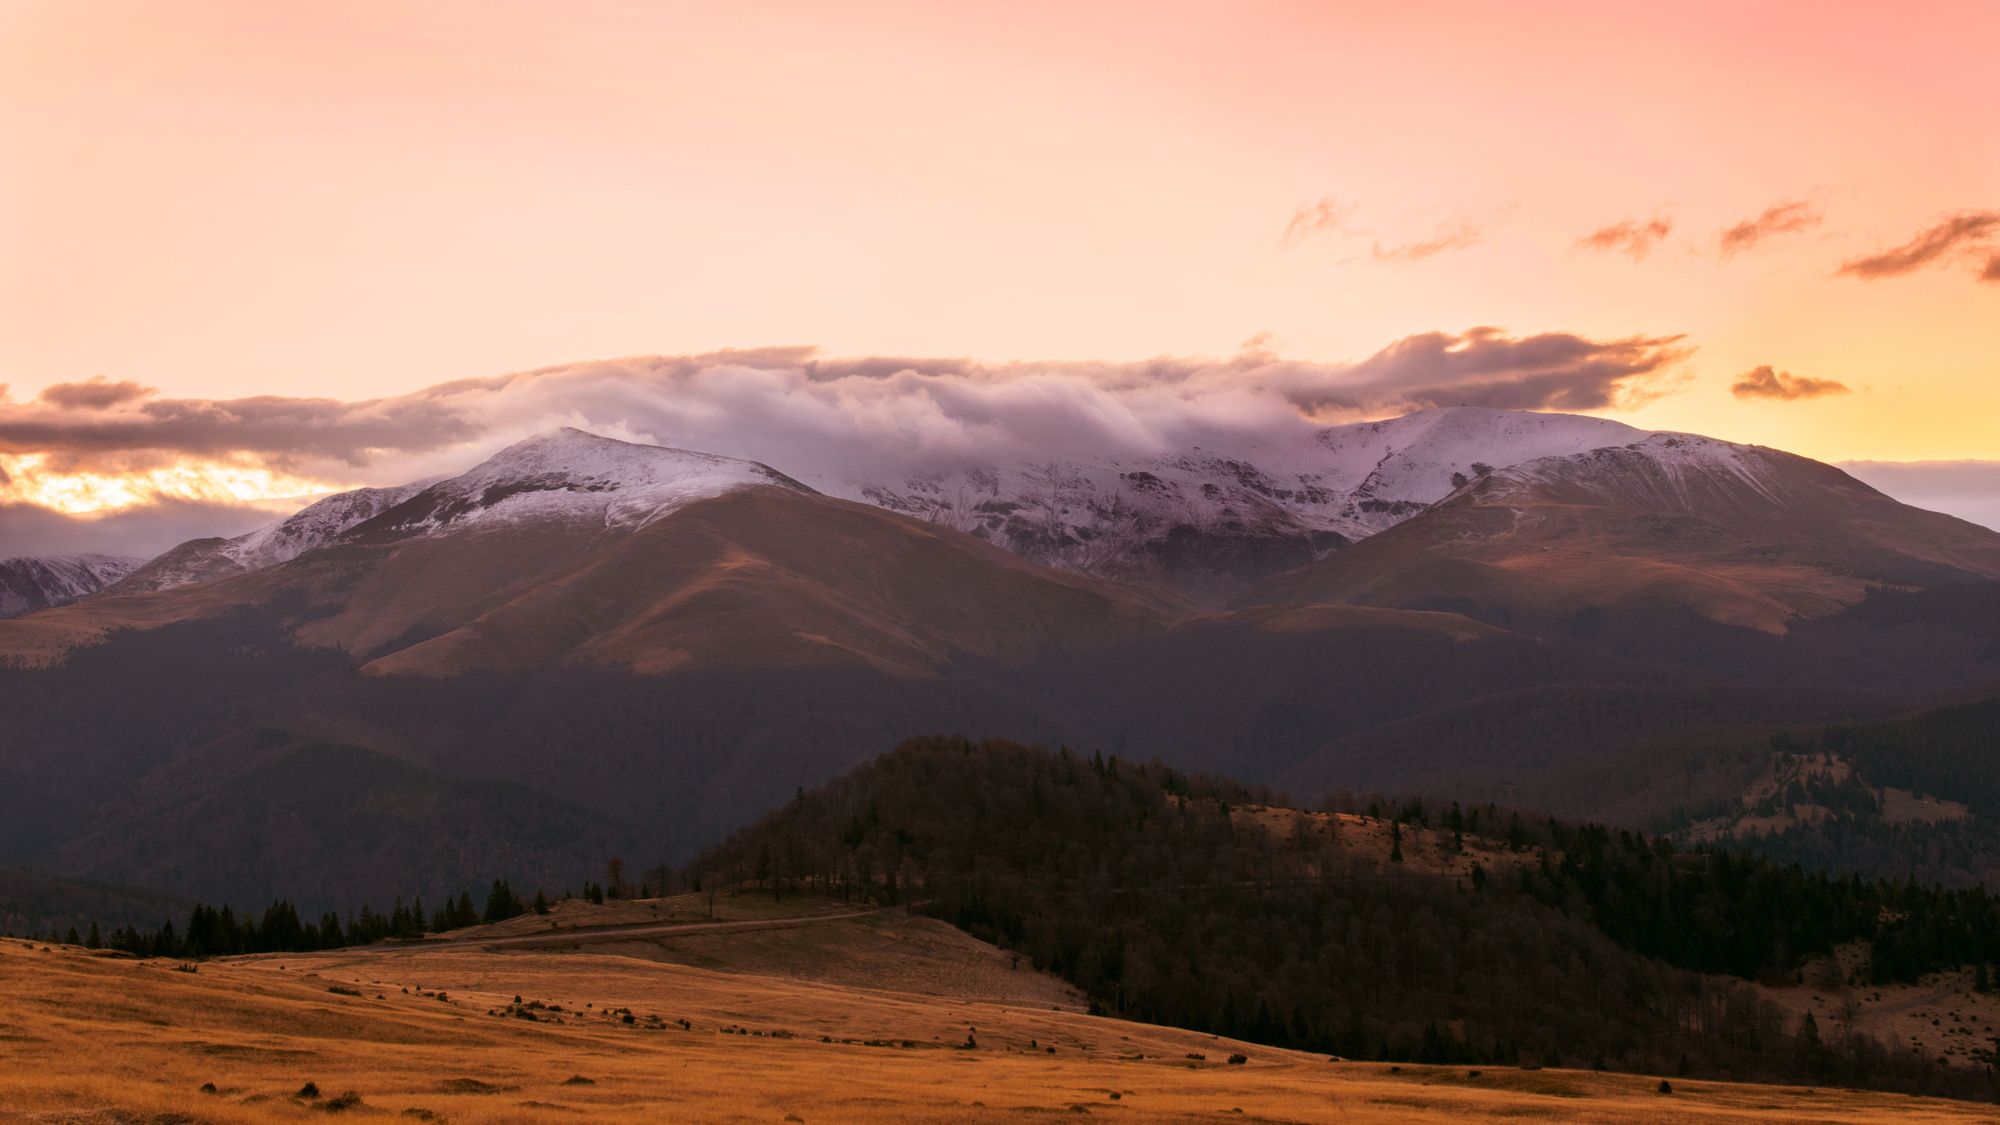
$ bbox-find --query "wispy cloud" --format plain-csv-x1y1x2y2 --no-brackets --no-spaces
1576,216,1674,260
1838,210,2000,280
1370,221,1483,263
1280,197,1353,247
1718,200,1822,258
1730,365,1850,402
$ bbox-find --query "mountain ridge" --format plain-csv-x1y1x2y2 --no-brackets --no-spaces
0,554,143,619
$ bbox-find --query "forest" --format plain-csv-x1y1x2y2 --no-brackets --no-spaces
691,736,2000,1100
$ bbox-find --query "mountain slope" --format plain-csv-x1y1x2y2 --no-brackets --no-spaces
108,482,427,594
0,554,142,618
1246,433,2000,631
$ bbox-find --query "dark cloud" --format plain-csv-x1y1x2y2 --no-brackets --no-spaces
1838,211,2000,279
1577,217,1674,260
0,393,484,468
0,498,280,559
1370,221,1482,263
1841,461,2000,532
37,376,157,410
1729,365,1850,402
1718,201,1822,257
1983,254,2000,283
1321,328,1689,412
1280,197,1352,247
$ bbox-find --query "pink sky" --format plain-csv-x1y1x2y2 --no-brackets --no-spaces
1,0,1996,526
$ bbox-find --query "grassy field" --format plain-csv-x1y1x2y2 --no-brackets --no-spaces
3,918,1997,1123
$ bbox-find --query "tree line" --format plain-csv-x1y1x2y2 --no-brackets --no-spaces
28,880,542,958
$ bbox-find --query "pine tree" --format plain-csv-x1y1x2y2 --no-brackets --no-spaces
485,879,524,922
85,922,101,950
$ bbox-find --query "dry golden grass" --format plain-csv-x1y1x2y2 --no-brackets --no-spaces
2,935,1995,1124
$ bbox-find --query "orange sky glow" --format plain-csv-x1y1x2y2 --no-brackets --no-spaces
1,0,1996,523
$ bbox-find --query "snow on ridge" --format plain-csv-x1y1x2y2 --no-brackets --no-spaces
222,483,430,569
0,554,145,617
822,407,1659,580
1480,429,1795,512
360,428,814,537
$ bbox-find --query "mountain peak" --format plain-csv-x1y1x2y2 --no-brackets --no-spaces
351,430,814,540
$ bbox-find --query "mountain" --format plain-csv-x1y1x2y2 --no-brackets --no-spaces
107,481,428,594
2,429,1170,676
0,554,144,619
839,406,1645,597
0,429,1187,897
4,420,1999,908
1245,432,2000,631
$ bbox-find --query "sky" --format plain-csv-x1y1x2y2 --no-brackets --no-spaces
2,0,1996,555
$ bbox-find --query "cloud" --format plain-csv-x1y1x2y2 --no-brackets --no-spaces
1729,365,1850,401
36,376,157,410
1983,255,2000,283
1370,221,1483,263
1718,201,1822,257
0,393,484,469
0,498,283,559
1280,197,1352,247
1840,461,2000,532
0,331,1694,514
1838,211,2000,279
1577,217,1674,260
1316,328,1689,413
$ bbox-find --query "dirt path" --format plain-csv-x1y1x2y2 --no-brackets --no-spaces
360,904,893,952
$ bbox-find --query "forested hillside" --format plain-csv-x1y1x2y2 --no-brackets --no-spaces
693,737,2000,1101
1694,699,2000,887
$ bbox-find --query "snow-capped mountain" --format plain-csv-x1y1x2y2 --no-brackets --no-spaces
0,427,1168,679
838,407,1647,594
1249,430,2000,630
109,482,431,595
0,554,144,618
111,430,810,597
342,428,814,543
